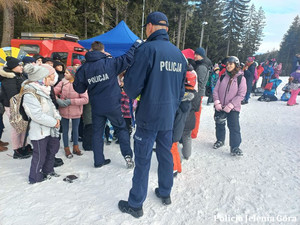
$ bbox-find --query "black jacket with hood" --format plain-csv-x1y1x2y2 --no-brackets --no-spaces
0,66,26,107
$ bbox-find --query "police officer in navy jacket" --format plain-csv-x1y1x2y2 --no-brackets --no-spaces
118,12,187,218
73,40,140,168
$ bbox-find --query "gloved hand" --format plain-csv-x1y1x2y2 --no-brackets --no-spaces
214,100,222,112
56,99,71,107
223,103,234,113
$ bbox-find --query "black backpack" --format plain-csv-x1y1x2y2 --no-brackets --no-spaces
220,74,243,87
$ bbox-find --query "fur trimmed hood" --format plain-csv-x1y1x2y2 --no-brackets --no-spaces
0,66,16,79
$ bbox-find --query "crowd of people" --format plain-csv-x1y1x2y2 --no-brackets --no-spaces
0,11,299,218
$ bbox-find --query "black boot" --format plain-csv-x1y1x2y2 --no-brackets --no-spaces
155,188,171,205
118,200,143,218
54,157,64,167
13,148,31,159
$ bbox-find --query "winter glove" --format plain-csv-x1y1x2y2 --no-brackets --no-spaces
223,103,234,113
214,100,222,112
57,99,71,107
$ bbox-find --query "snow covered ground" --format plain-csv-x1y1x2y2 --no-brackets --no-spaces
0,77,299,225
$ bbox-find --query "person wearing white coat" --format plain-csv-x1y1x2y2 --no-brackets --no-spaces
22,64,61,184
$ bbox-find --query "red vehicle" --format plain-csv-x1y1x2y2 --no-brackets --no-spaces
11,32,86,66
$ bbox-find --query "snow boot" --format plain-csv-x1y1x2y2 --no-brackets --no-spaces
155,188,171,205
231,147,243,156
94,159,111,168
0,140,9,146
124,155,134,169
118,200,143,218
213,140,224,149
54,157,64,167
64,147,73,158
13,148,31,159
0,145,8,152
73,145,82,156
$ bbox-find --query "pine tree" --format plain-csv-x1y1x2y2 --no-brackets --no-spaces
278,15,300,74
223,0,250,56
185,0,225,63
239,5,265,61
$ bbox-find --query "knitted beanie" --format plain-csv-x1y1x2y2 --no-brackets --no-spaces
66,66,77,77
73,59,82,66
5,56,22,69
195,47,206,57
24,64,49,82
41,64,56,75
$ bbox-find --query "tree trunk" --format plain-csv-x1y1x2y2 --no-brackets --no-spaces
84,0,88,39
116,4,119,26
176,11,182,48
101,1,105,25
226,37,230,56
182,9,188,50
1,4,14,47
124,2,128,23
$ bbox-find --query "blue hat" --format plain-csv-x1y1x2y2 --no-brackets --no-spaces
195,47,206,57
144,11,169,27
22,56,35,65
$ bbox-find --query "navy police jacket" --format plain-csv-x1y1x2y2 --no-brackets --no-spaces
124,29,187,131
73,42,139,114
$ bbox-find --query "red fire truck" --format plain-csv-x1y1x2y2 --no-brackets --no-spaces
11,33,86,66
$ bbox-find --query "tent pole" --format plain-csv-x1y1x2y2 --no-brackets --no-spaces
141,0,145,39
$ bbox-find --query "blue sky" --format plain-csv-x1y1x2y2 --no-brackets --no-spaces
250,0,300,53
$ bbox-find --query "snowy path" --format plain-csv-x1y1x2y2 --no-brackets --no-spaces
0,77,299,225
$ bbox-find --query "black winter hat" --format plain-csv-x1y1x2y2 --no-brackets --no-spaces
5,56,22,69
33,54,44,61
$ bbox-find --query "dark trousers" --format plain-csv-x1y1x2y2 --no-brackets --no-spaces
244,76,253,101
0,114,4,139
29,136,60,183
128,127,173,208
83,124,93,150
92,107,132,166
215,111,241,148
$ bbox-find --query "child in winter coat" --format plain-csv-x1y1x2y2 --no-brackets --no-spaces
170,70,197,175
22,64,61,184
54,66,89,158
213,56,247,156
0,56,30,158
258,77,282,102
281,80,292,102
287,66,300,106
119,76,132,135
207,66,220,105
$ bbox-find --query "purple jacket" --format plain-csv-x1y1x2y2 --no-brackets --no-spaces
290,71,300,83
213,70,247,112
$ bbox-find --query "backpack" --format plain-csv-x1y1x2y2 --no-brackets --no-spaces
220,74,243,87
9,86,41,134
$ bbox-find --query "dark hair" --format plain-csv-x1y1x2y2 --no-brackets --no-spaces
231,66,240,76
91,41,104,52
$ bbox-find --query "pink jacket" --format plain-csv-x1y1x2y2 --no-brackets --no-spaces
54,78,89,119
213,70,247,112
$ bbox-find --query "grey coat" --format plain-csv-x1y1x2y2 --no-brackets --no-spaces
22,82,61,141
195,57,212,97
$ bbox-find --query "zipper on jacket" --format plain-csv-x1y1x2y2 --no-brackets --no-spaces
223,77,233,105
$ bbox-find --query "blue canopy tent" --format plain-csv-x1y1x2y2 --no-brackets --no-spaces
79,21,139,57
